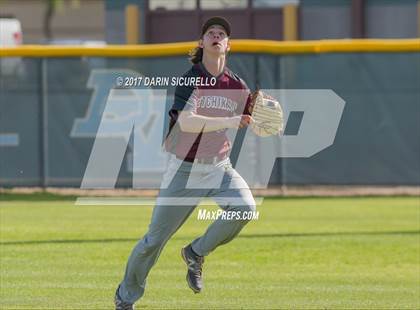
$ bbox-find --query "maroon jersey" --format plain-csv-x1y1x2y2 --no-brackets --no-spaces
165,62,252,161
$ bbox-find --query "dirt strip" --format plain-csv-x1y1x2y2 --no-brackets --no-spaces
1,186,419,197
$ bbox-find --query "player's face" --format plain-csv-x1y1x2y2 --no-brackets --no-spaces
200,25,230,55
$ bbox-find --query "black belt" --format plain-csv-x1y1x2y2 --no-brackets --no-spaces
177,155,227,165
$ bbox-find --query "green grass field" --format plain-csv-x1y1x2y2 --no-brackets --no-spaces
0,195,419,309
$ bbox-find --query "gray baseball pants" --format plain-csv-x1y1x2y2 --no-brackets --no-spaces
118,155,256,304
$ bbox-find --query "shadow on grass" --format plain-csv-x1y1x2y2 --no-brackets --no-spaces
1,193,417,202
1,230,419,246
0,192,77,201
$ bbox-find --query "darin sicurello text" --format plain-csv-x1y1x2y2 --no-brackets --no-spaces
119,76,217,88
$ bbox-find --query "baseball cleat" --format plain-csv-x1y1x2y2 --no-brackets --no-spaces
181,244,205,293
114,285,134,310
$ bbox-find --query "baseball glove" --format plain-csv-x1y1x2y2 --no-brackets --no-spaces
249,90,284,137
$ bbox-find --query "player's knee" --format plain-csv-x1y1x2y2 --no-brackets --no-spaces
228,198,256,212
243,202,257,213
242,205,256,224
139,234,167,255
232,202,256,224
237,197,257,214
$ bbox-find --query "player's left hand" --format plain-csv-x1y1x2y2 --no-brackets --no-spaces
248,90,284,137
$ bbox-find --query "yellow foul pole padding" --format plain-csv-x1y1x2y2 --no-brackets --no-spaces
0,39,419,57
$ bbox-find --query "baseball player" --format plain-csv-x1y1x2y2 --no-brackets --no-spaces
115,16,257,310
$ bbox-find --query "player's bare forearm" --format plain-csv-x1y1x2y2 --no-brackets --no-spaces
178,111,230,133
178,111,253,133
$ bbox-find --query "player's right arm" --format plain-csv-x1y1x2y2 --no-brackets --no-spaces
178,111,252,133
175,86,251,133
171,70,252,133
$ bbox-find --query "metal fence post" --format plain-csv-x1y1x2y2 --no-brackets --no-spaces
39,58,49,188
